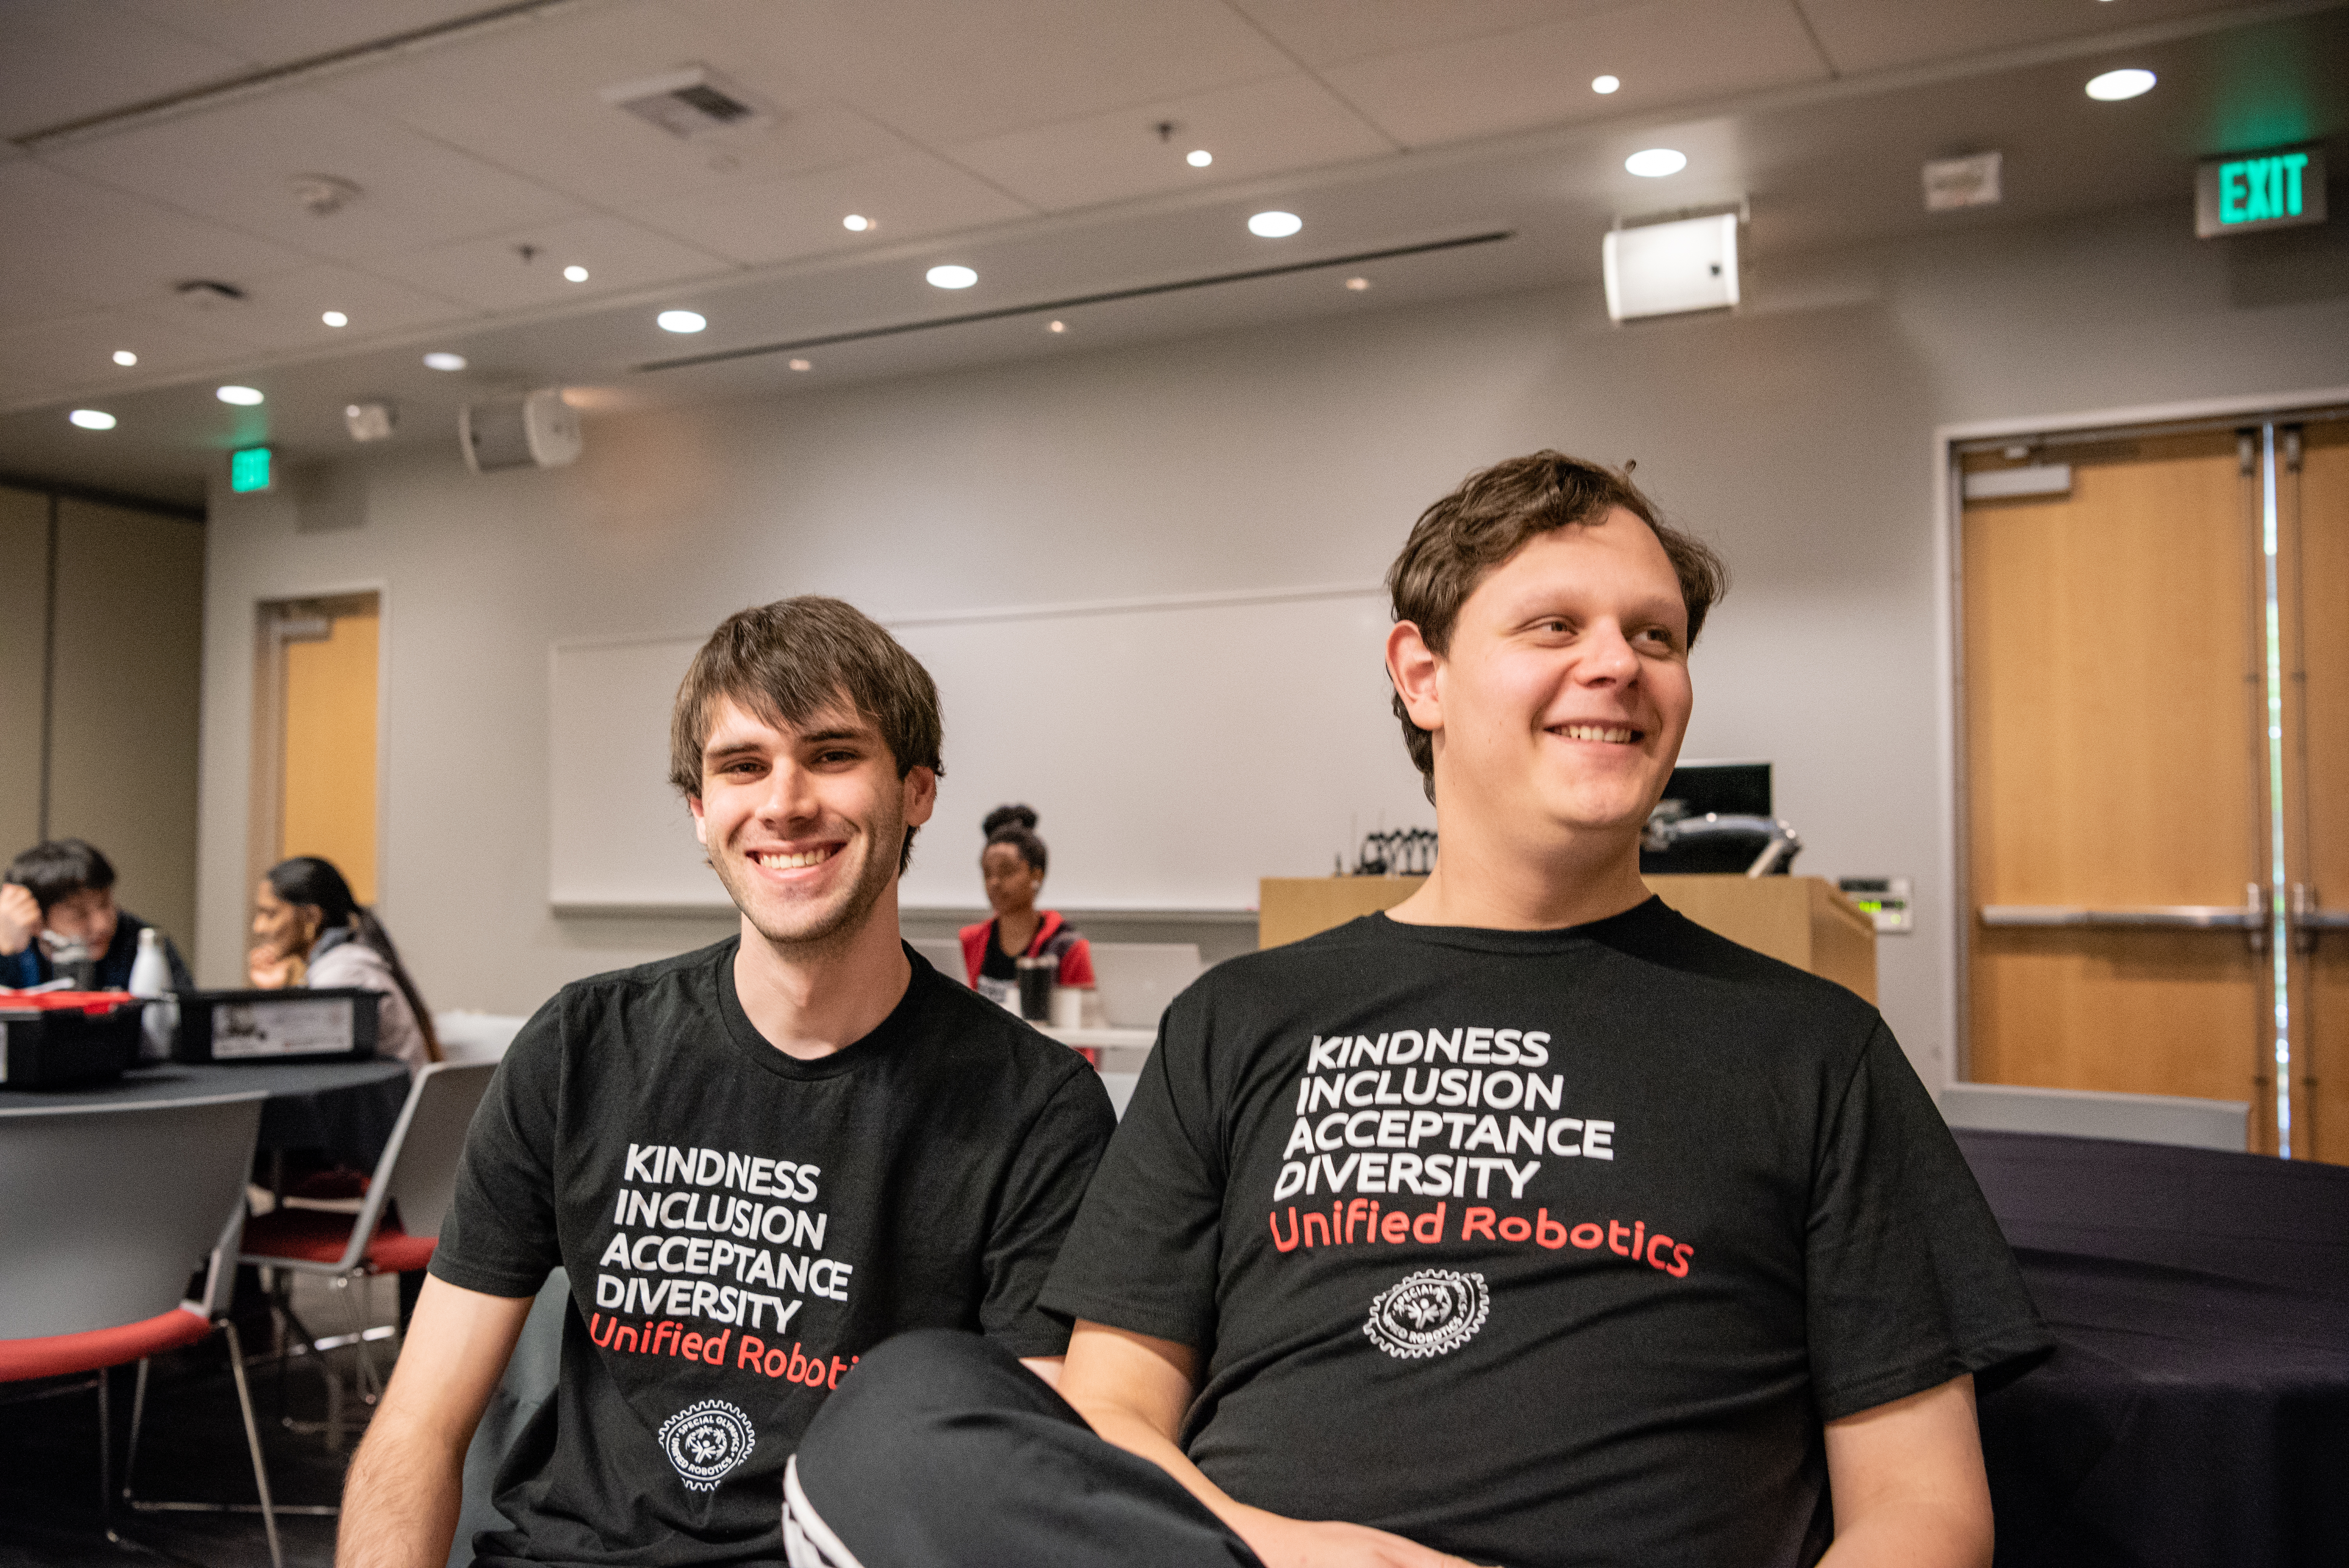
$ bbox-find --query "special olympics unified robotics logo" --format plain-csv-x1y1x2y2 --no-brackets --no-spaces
658,1399,757,1491
1364,1269,1490,1360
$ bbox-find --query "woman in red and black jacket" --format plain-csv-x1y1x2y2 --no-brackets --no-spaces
959,804,1094,1009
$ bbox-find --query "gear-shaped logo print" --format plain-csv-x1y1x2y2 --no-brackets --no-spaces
658,1400,756,1491
1364,1269,1489,1360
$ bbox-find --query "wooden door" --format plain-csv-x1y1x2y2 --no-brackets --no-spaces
249,594,380,906
1964,432,2274,1133
2288,421,2349,1164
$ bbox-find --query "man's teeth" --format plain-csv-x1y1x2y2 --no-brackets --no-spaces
755,847,835,869
1558,724,1636,743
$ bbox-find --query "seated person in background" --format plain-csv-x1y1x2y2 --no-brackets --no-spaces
249,855,441,1071
0,837,193,992
336,597,1114,1568
959,804,1094,1010
782,453,2049,1568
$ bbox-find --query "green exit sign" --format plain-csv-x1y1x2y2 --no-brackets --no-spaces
229,446,273,493
2196,146,2327,237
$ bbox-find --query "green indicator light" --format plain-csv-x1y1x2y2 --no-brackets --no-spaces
230,446,272,493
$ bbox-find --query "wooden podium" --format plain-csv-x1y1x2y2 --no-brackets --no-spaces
1258,874,1877,1003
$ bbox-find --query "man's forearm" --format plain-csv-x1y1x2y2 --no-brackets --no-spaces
337,1408,466,1568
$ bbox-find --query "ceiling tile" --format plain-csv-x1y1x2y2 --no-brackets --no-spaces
1226,0,1638,69
368,213,734,311
628,147,1034,267
1796,0,2240,76
0,310,239,412
328,1,910,211
0,0,250,140
41,87,583,264
116,262,478,355
1322,0,1832,147
0,160,312,316
677,0,1294,144
951,73,1395,212
119,0,510,64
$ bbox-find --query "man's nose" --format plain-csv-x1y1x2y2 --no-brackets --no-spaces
756,761,820,822
1576,620,1641,683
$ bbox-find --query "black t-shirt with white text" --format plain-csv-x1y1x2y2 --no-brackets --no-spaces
431,941,1116,1568
1041,902,2048,1568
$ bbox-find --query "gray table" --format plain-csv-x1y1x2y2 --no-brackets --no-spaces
0,1058,413,1171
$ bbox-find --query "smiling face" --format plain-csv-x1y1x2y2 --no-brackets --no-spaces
981,841,1044,918
1408,509,1694,850
689,694,937,951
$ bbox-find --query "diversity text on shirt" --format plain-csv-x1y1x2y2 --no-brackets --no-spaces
589,1140,862,1393
1265,1026,1694,1278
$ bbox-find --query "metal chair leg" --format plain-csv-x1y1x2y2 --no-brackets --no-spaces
121,1358,150,1502
221,1320,285,1568
96,1364,112,1518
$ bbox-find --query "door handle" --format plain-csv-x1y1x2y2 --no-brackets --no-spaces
2291,884,2348,951
1980,884,2271,952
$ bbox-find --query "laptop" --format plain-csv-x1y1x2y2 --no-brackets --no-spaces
1089,943,1204,1030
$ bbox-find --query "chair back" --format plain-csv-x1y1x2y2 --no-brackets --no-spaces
1939,1082,2247,1152
0,1093,266,1342
339,1061,496,1266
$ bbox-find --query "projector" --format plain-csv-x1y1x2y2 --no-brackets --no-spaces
1602,213,1741,323
460,389,582,474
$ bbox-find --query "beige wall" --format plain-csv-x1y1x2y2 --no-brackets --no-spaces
0,488,48,862
39,498,205,956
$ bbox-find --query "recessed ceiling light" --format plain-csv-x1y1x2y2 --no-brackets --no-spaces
2085,68,2155,101
216,385,264,405
927,264,978,289
1248,210,1302,238
843,214,870,232
788,358,812,371
563,264,590,282
424,352,467,371
322,310,348,327
1345,276,1371,291
1047,319,1066,333
112,349,137,367
657,309,707,333
1625,148,1687,177
1592,75,1621,94
70,409,116,430
1187,149,1212,167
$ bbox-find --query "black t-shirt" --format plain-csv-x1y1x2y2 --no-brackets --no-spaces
431,940,1116,1568
1041,901,2049,1568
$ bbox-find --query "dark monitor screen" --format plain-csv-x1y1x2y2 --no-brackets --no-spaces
1655,760,1771,820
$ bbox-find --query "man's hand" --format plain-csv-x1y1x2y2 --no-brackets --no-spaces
1819,1374,1992,1568
0,883,39,957
1060,1322,1483,1568
339,1276,535,1568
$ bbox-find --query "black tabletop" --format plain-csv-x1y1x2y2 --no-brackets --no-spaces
1957,1129,2349,1567
0,1058,413,1171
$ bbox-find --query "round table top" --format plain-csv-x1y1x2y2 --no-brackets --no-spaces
0,1057,412,1168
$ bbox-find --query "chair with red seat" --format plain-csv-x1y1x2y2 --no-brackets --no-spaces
238,1060,495,1443
0,1090,280,1568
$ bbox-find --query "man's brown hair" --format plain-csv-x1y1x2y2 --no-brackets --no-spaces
1385,451,1728,799
669,597,945,873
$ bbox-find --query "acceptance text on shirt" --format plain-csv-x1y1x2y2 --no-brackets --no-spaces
1267,1024,1697,1356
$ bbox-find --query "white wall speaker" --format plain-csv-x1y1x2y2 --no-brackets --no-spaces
1602,213,1741,323
460,389,582,474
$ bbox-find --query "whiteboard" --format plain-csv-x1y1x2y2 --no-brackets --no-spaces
547,587,1435,913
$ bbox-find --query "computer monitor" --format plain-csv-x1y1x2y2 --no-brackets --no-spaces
1655,759,1770,819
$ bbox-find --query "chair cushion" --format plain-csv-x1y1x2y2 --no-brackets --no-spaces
242,1208,436,1274
0,1305,211,1383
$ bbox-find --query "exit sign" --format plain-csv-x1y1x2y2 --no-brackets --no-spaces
229,446,273,493
2196,146,2327,237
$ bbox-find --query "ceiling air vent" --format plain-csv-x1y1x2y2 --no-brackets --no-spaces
601,65,771,139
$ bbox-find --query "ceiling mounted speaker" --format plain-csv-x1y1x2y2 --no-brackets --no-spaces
460,390,581,474
1602,213,1741,323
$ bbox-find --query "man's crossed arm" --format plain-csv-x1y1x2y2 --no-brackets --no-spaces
1058,1321,1992,1568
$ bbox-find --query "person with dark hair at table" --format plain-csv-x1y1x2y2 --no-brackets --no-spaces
0,837,193,992
249,856,441,1071
959,804,1095,1009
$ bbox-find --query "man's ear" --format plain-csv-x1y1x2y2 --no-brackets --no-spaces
903,766,939,829
1386,620,1444,734
687,791,709,848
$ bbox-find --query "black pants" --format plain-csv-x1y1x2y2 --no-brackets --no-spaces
785,1330,1263,1568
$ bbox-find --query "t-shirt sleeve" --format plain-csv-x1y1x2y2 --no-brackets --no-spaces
427,996,564,1300
978,1063,1119,1357
1057,935,1095,989
1804,1023,2052,1421
1038,1001,1226,1349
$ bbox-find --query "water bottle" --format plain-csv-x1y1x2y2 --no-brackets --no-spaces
129,927,178,1062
